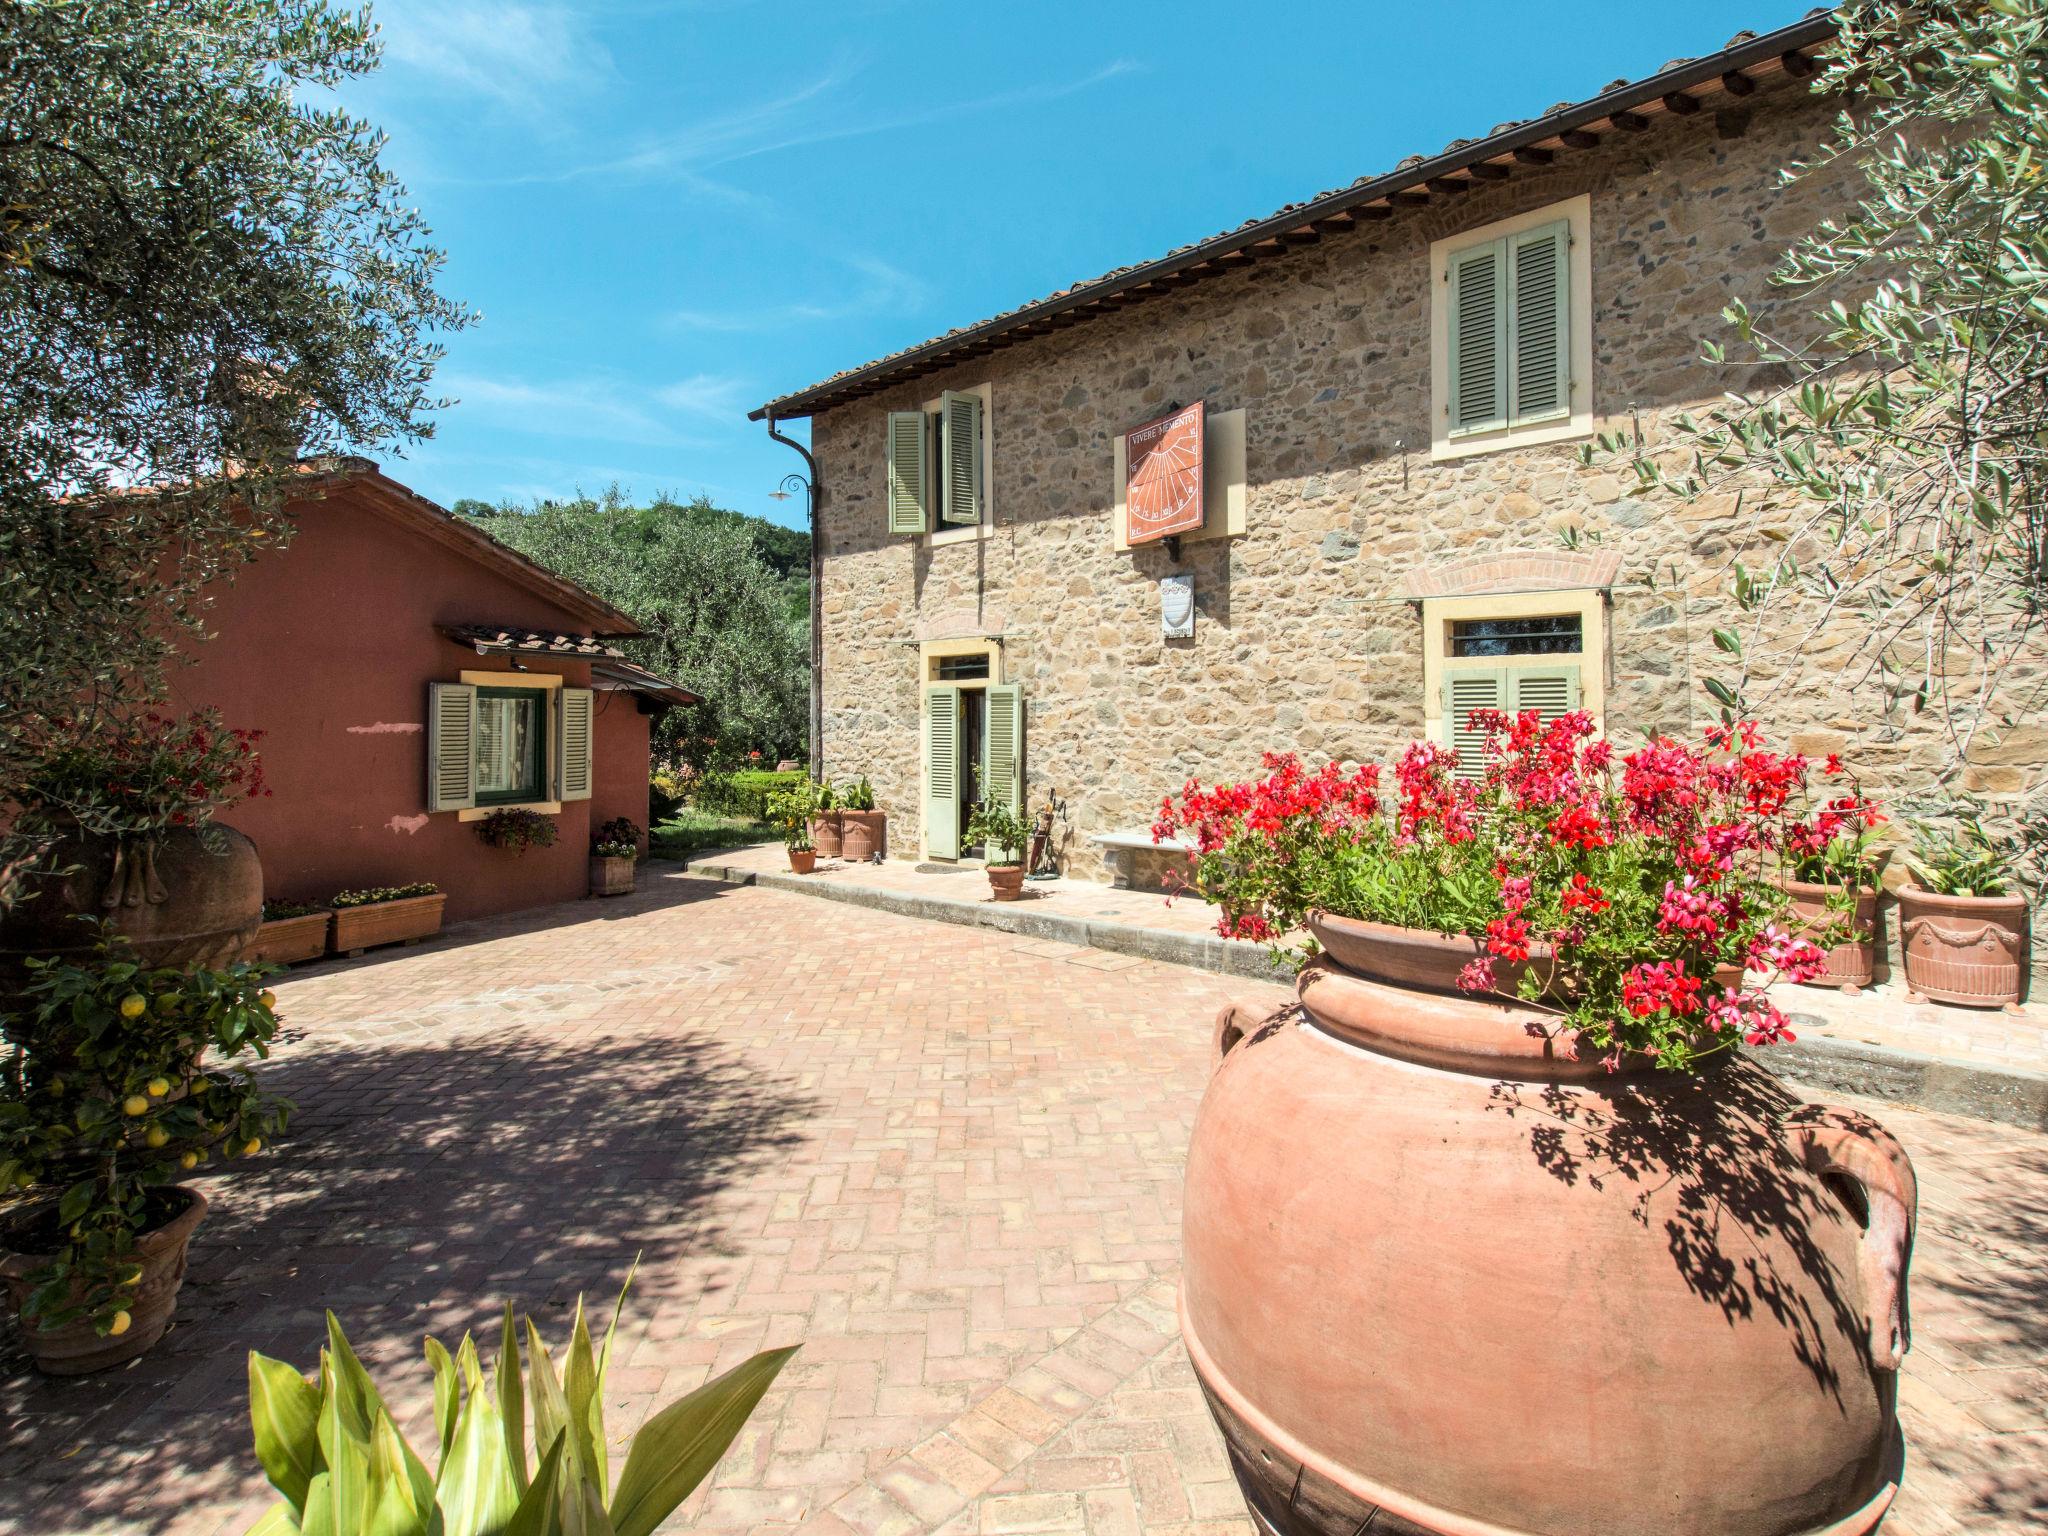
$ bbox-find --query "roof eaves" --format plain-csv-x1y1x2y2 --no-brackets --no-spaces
749,10,1836,422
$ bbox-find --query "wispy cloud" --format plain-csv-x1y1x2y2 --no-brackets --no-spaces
437,370,750,446
665,256,929,333
372,1,616,110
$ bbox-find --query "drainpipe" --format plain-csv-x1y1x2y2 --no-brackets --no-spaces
766,414,825,781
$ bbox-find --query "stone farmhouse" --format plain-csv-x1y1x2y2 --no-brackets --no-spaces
750,11,2034,898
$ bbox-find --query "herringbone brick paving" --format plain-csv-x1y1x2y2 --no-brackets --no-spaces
1,871,2042,1534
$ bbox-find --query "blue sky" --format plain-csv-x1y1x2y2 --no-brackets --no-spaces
344,0,1814,530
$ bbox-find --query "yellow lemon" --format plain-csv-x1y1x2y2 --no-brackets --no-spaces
106,1311,132,1336
179,1151,199,1170
118,994,146,1020
241,1137,262,1156
122,1095,149,1117
147,1077,171,1097
144,1126,169,1149
259,989,277,1010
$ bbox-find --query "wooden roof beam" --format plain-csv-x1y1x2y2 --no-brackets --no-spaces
1781,50,1816,79
1513,145,1555,166
1560,128,1601,150
1467,161,1511,181
1608,110,1650,132
1720,69,1756,97
1662,91,1701,116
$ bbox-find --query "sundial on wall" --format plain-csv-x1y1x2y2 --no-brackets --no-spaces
1126,399,1206,545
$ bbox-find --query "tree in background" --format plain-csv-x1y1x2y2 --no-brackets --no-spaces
1588,0,2048,881
1,0,470,890
472,488,810,766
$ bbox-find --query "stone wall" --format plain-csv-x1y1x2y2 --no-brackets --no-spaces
806,80,2046,979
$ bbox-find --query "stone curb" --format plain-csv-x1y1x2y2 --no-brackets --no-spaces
679,855,2048,1133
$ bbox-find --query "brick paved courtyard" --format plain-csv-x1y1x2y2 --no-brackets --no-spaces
2,871,2044,1535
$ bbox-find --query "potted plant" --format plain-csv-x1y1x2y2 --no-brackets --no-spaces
1779,770,1889,993
590,815,640,898
766,780,820,874
243,900,332,968
0,938,290,1373
1900,805,2030,1008
809,779,844,859
475,806,558,855
1,709,270,991
328,882,445,956
237,1276,793,1536
839,776,885,861
966,801,1032,901
1160,715,1916,1536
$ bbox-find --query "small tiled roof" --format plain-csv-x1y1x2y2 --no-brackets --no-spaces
592,657,703,707
749,10,1835,422
441,625,628,658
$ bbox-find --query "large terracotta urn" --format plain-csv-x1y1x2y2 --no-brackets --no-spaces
1182,954,1915,1536
0,827,263,993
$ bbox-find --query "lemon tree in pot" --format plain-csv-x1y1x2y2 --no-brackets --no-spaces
1900,805,2030,1008
966,802,1032,901
0,937,291,1372
1160,714,1918,1536
766,779,819,874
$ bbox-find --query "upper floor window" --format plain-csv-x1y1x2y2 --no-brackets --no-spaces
885,384,990,540
1429,194,1593,461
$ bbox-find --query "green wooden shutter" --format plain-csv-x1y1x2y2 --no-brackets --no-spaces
557,687,594,801
1508,221,1570,425
940,391,983,526
886,410,927,534
982,684,1024,857
1444,669,1507,781
1510,665,1581,730
925,684,962,860
427,682,477,812
1448,241,1507,434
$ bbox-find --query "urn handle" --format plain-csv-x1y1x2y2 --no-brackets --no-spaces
1211,1004,1255,1076
1785,1106,1919,1372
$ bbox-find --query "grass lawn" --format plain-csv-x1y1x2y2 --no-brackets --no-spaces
649,807,779,858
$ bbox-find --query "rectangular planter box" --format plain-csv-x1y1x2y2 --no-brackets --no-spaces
243,911,332,967
329,893,447,956
591,855,636,898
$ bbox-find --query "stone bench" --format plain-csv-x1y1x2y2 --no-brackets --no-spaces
1089,827,1196,893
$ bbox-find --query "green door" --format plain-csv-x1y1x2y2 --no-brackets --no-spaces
925,685,962,860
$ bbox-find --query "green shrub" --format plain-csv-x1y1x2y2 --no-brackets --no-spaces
693,769,805,821
331,883,438,909
241,1275,794,1536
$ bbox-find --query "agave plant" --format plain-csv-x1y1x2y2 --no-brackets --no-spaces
243,1277,794,1536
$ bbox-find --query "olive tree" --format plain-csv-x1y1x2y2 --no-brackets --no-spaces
1587,0,2048,877
0,0,470,885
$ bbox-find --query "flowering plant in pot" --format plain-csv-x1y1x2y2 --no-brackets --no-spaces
2,710,271,983
839,776,885,860
590,816,640,898
766,780,819,873
1167,714,1920,1536
1899,804,2030,1007
966,802,1033,902
1779,771,1889,993
1157,712,1842,1070
0,936,291,1373
475,807,558,855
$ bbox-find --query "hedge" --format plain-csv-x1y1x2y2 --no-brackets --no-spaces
692,768,807,821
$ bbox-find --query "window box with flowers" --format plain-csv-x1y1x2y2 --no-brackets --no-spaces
1158,715,1916,1536
327,883,444,956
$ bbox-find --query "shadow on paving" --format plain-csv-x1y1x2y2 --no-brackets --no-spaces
0,1024,817,1536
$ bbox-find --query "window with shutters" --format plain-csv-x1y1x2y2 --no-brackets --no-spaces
475,687,547,805
1429,195,1592,462
886,382,993,543
1420,588,1607,776
437,671,593,818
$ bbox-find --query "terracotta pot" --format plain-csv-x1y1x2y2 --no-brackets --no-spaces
0,826,263,993
840,810,885,861
243,911,332,967
1781,877,1879,992
788,847,817,874
810,812,844,860
1899,884,2029,1007
1183,957,1914,1536
590,854,636,898
1306,911,1550,997
987,865,1025,902
2,1185,209,1375
329,893,445,957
